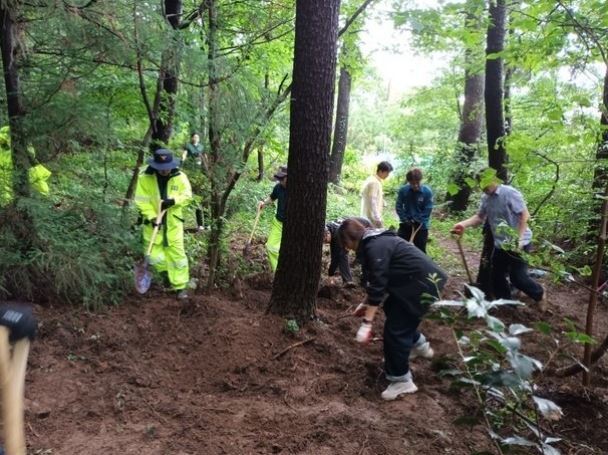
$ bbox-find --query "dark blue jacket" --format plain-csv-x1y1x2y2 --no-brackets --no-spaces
395,184,433,229
357,230,447,317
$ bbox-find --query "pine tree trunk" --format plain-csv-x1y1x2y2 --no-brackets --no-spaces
206,0,223,287
256,145,264,181
269,0,340,322
446,4,485,213
0,4,29,197
151,0,183,147
329,66,351,184
478,0,508,294
592,68,608,191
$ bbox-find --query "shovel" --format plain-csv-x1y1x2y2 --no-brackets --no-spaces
134,206,167,294
243,204,262,257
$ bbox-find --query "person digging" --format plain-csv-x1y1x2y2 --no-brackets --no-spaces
451,169,547,311
324,217,371,287
135,149,193,300
258,166,287,272
339,218,447,401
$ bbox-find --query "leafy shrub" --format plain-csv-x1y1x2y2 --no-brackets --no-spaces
0,195,138,309
433,287,563,454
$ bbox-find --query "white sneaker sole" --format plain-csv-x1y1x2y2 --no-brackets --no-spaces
381,383,418,401
410,347,434,360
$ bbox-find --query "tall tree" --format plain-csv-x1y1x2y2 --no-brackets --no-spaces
485,0,508,182
329,66,352,184
0,2,29,197
151,0,184,148
446,0,485,212
477,0,507,294
206,0,222,287
269,0,340,321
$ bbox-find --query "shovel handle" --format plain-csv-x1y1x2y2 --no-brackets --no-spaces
145,206,167,257
0,327,29,455
409,223,423,243
247,205,263,244
454,234,474,284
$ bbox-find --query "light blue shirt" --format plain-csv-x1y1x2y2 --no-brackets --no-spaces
478,185,532,249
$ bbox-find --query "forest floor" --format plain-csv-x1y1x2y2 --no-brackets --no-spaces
21,234,608,454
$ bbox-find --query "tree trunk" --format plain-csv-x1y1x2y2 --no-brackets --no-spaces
485,0,507,182
151,0,184,148
446,3,485,213
256,144,264,181
329,66,351,184
583,182,608,386
478,0,507,294
268,0,340,322
592,68,608,192
206,0,222,288
0,4,29,197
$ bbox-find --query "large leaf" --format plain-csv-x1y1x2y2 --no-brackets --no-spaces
509,323,533,336
533,396,563,421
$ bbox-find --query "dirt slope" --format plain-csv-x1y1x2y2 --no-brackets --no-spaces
18,235,608,454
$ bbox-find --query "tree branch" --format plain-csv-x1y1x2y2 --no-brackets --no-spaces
530,150,560,218
338,0,377,37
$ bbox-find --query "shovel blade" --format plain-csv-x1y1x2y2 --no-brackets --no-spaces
134,258,152,294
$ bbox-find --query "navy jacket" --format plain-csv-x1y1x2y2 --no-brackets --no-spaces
395,184,433,229
357,230,447,316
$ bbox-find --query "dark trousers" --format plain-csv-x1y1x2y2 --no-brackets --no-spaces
492,247,543,301
329,237,353,283
398,223,429,253
383,295,422,381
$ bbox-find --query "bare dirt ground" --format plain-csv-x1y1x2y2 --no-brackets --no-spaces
19,234,608,454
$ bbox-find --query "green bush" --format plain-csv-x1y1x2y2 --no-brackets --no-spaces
0,197,138,309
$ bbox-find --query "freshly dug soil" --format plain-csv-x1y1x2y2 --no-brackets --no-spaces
20,234,608,454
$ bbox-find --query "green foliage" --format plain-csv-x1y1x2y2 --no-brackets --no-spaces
284,319,300,334
0,197,138,309
434,287,563,453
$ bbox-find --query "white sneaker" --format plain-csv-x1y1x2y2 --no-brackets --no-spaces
410,341,434,360
381,380,418,401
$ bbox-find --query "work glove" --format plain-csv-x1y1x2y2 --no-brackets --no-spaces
161,198,175,210
0,305,37,342
451,223,464,235
356,321,373,344
353,302,367,317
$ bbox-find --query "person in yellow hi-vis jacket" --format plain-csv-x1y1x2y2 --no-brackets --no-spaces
27,146,51,196
135,149,193,299
258,166,287,272
28,164,51,196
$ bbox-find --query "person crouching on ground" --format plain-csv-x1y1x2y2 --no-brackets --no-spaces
258,166,287,272
324,217,371,286
135,148,193,300
338,218,447,401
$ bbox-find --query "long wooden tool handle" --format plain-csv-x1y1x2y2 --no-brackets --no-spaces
409,223,422,243
145,208,167,257
456,236,474,284
247,206,262,244
0,327,27,455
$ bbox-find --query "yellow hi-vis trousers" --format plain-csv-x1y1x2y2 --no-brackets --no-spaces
266,217,283,272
